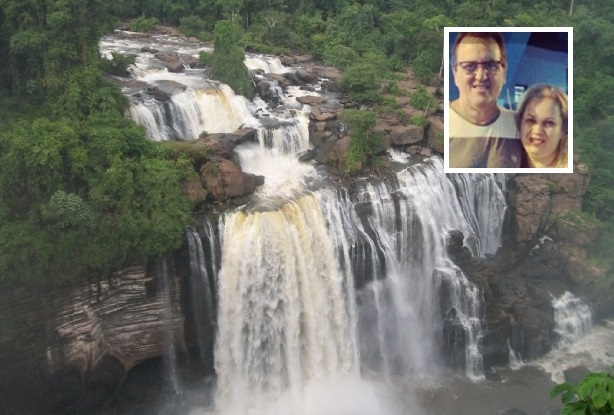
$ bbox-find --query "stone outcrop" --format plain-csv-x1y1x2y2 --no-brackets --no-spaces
199,128,258,158
447,157,610,368
296,95,327,105
426,115,444,154
200,157,265,202
154,53,200,72
163,128,262,205
0,266,187,413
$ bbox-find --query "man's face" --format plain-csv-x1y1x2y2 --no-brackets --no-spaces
453,36,506,113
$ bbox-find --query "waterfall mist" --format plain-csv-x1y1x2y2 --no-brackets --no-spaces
213,196,363,414
99,30,522,415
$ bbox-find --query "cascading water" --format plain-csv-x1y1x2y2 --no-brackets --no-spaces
350,158,504,380
256,110,311,153
552,291,593,348
214,196,361,414
187,226,218,363
129,85,259,140
449,173,507,256
100,30,510,415
507,339,524,370
157,257,183,396
100,31,303,142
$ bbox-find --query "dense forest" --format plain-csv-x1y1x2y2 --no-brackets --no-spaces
0,0,613,286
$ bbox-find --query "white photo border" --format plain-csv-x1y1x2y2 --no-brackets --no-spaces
444,27,573,174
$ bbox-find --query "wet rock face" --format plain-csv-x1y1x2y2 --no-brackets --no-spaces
507,159,590,245
508,176,554,243
0,267,187,413
200,156,264,201
448,159,613,368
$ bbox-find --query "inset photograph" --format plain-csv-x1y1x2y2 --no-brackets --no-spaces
444,28,573,173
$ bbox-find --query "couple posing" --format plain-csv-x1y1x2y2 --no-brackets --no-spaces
448,32,568,169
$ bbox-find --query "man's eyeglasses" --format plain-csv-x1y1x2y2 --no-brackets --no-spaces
457,61,504,74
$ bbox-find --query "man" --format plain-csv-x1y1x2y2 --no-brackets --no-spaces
448,32,522,168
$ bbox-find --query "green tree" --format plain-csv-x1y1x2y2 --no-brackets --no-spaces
340,62,381,103
0,0,113,98
340,109,381,174
0,114,193,285
129,14,159,32
551,370,614,414
410,84,432,112
211,20,253,98
216,0,243,23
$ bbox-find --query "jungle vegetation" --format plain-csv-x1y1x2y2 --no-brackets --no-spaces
0,0,613,285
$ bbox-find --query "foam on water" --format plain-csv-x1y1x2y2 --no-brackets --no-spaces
536,320,614,383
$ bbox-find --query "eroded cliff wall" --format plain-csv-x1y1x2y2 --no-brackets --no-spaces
0,265,186,412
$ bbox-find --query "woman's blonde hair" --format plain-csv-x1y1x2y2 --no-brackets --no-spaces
515,84,568,168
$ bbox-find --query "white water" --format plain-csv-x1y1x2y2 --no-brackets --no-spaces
353,158,504,380
449,172,507,256
256,111,311,153
235,143,316,208
244,55,291,74
100,30,516,415
213,195,361,414
100,31,314,142
187,228,217,362
552,291,593,348
157,257,183,396
507,339,524,370
536,319,614,383
129,84,260,140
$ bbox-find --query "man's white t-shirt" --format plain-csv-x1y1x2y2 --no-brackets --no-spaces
449,106,522,168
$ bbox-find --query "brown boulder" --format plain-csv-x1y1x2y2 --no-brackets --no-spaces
389,125,424,145
297,95,327,105
310,106,339,122
265,73,291,88
199,128,258,157
280,55,295,65
315,135,341,164
155,53,185,73
316,67,343,82
427,116,444,153
295,69,317,83
200,157,264,201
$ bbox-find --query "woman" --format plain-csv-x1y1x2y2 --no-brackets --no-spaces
516,84,568,168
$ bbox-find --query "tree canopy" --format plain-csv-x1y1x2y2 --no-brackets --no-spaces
0,0,194,286
1,0,614,285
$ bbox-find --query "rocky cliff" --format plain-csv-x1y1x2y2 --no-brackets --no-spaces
446,156,611,369
3,156,612,413
0,264,190,413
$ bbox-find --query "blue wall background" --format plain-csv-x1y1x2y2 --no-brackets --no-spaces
448,32,568,110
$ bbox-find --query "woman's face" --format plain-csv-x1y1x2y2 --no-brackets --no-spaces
520,97,565,167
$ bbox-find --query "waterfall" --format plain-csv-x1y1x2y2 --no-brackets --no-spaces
439,268,485,379
129,84,259,141
256,110,311,154
449,172,507,256
507,339,524,370
98,30,512,413
245,55,291,73
187,226,218,363
351,157,503,380
214,195,359,413
157,257,183,396
234,143,316,209
552,291,593,348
